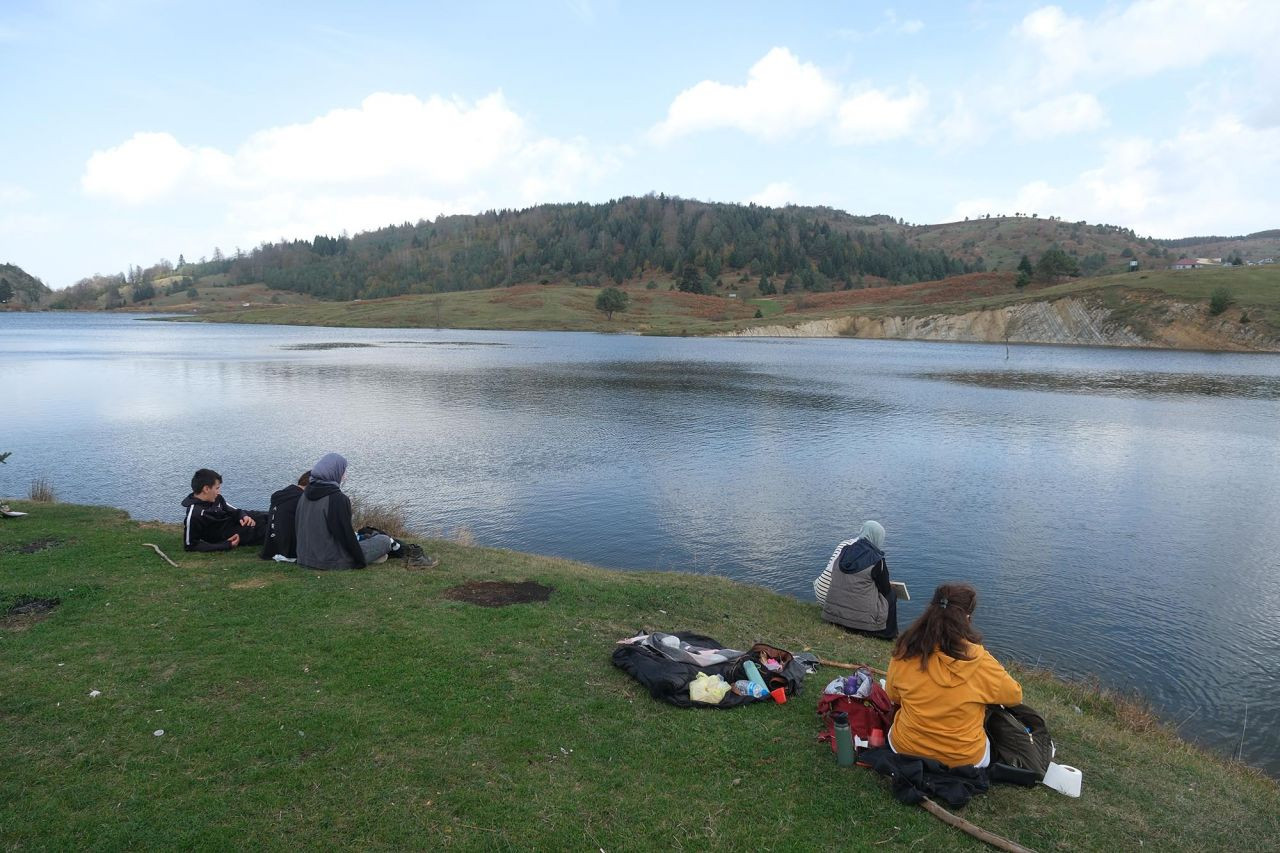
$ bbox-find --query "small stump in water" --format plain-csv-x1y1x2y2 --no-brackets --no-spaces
441,581,553,607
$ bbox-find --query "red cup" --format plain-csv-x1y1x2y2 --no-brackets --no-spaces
770,687,787,704
869,728,885,748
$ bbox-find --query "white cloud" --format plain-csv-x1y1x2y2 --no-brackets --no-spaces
951,116,1280,235
833,85,929,144
746,182,798,207
651,47,932,146
1016,1,1280,89
79,92,616,243
1011,92,1106,140
82,132,236,203
236,93,526,187
649,47,841,143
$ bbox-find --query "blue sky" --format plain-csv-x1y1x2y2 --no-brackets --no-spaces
3,0,1279,287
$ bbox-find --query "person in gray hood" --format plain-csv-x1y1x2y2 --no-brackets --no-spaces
295,452,397,570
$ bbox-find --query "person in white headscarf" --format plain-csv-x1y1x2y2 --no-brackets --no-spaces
812,520,898,639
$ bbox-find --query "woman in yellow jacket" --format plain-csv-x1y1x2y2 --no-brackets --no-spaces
885,583,1022,767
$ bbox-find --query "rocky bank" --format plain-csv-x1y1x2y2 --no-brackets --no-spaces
726,296,1279,352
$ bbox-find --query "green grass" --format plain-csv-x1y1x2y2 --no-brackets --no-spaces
3,503,1277,850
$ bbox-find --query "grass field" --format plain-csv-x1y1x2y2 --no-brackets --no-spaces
3,503,1278,850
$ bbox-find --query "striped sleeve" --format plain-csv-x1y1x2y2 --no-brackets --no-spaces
814,537,857,603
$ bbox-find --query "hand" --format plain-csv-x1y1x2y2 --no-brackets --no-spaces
240,515,256,527
228,533,241,548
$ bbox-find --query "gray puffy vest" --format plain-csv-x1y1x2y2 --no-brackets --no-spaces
821,540,888,632
296,493,358,570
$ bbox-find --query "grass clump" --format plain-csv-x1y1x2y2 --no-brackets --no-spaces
348,495,414,540
27,476,56,503
2,503,1278,850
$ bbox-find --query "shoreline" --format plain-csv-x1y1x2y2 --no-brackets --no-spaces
14,299,1278,354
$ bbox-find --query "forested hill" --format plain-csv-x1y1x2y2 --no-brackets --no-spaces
187,196,973,300
0,262,51,308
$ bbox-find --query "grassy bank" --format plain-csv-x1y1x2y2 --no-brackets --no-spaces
3,503,1277,850
143,264,1280,345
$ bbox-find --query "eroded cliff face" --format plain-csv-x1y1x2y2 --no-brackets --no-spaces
725,297,1278,352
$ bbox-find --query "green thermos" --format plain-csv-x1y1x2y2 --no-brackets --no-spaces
832,711,855,767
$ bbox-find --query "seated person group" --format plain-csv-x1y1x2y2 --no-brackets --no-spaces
814,520,1021,769
184,478,1016,770
181,452,427,570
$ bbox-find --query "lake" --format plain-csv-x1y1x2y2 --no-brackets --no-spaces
3,312,1278,774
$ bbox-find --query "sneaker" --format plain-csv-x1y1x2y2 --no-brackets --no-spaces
404,545,439,569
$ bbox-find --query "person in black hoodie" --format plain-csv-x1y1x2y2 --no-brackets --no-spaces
181,468,267,552
295,452,397,570
258,471,310,561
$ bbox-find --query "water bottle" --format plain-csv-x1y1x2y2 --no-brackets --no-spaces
743,661,769,693
832,711,855,767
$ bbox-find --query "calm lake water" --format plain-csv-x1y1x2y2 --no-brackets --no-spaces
3,312,1279,773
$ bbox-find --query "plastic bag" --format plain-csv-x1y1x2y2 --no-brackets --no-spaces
689,672,733,704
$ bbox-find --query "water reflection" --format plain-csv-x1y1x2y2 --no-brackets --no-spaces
3,313,1280,774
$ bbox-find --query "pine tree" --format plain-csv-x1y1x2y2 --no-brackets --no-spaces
677,262,705,294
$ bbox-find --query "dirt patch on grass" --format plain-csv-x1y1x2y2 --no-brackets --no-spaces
441,580,553,607
1,595,61,631
229,577,272,590
5,537,63,554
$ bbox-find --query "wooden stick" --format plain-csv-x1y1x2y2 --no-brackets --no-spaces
919,797,1037,853
817,657,887,677
142,543,178,568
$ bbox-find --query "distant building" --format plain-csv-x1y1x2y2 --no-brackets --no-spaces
1171,258,1220,270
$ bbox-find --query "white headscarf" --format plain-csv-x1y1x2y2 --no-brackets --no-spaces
858,520,885,550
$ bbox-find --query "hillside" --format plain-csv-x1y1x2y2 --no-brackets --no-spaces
43,198,1280,347
0,262,52,309
2,502,1278,850
908,218,1280,275
178,264,1280,352
52,197,975,310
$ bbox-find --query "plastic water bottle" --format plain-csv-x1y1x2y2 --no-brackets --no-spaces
832,711,855,767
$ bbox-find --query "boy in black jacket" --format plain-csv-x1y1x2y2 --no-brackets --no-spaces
259,471,309,561
181,468,267,552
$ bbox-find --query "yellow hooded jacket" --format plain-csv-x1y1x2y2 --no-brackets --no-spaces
885,643,1022,767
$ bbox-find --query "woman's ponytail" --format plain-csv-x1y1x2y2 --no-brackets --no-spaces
892,582,982,667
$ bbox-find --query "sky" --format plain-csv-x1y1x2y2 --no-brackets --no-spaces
3,0,1280,288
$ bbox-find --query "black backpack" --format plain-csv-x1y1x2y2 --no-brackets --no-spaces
985,703,1054,783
